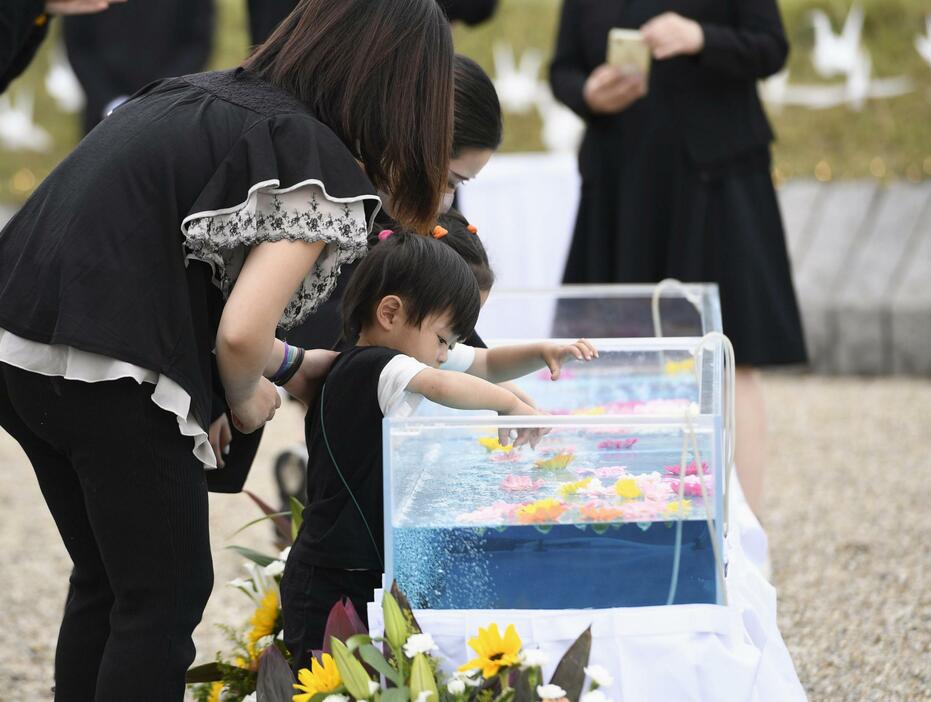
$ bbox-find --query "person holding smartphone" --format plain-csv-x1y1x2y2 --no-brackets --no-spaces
549,0,807,515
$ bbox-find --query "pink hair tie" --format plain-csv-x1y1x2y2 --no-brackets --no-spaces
377,229,394,241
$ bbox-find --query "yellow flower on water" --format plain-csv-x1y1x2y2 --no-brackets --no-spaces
664,358,695,375
293,653,342,701
666,499,692,517
459,623,523,678
614,478,641,500
479,437,513,452
558,478,592,497
534,452,575,470
571,406,606,416
246,589,279,658
206,681,224,702
516,498,567,524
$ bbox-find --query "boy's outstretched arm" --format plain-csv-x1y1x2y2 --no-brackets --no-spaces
467,339,598,383
406,369,546,448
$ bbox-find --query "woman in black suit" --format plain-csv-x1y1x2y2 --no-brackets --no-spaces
549,0,807,514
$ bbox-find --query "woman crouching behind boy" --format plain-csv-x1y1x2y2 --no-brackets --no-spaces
281,232,596,663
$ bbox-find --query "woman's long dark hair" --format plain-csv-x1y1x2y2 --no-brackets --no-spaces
245,0,454,233
453,55,502,156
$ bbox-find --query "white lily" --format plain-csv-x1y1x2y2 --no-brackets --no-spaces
403,633,438,658
537,684,567,700
584,665,615,688
520,648,549,669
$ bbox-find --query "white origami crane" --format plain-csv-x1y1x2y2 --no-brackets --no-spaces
492,42,543,115
810,4,864,78
915,15,931,67
535,84,584,153
44,44,85,114
0,89,52,152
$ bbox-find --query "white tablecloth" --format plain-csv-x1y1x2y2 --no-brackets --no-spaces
368,478,803,702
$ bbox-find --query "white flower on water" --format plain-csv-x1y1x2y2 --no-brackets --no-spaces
322,695,350,702
403,632,438,658
264,559,285,577
537,684,567,700
368,680,380,695
581,691,613,702
278,546,291,561
584,665,614,688
414,691,434,702
520,648,549,669
447,679,467,695
242,693,257,702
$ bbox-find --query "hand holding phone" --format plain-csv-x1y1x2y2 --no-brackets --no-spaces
607,28,651,78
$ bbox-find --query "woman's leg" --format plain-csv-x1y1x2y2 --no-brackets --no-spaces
735,366,767,515
1,366,214,701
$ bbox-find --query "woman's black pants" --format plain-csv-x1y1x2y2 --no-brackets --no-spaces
0,364,213,701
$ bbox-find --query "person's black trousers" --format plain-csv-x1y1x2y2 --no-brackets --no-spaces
0,364,213,701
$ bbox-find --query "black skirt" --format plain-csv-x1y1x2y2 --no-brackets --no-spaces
564,121,807,367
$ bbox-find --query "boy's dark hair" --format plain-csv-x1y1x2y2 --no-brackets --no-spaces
436,208,495,292
453,55,502,156
342,232,481,344
245,0,453,233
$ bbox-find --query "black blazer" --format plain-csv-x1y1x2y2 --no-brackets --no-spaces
0,0,49,94
549,0,788,166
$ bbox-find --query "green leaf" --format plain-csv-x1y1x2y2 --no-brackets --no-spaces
244,489,293,544
549,626,592,702
185,661,224,683
332,637,375,700
410,653,439,702
257,645,297,702
382,592,408,652
513,667,535,702
359,644,404,686
290,495,305,541
381,686,411,702
226,545,275,567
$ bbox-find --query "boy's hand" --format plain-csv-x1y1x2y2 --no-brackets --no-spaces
543,339,599,380
499,399,550,449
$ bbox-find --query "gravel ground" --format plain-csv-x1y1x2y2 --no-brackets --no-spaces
0,374,929,701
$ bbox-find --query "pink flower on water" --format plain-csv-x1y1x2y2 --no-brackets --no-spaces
619,500,664,522
635,472,674,501
456,502,519,524
597,438,639,450
500,475,545,493
664,461,710,476
491,451,523,464
593,465,628,479
668,476,714,498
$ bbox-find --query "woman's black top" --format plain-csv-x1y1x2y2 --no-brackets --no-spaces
0,68,380,433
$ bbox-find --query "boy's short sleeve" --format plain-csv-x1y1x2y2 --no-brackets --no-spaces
377,354,430,416
441,344,476,373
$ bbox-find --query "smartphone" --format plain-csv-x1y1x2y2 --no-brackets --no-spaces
607,28,651,78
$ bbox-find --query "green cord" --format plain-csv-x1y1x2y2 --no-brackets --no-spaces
319,384,384,568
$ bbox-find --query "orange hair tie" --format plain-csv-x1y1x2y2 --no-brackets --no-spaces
432,225,448,239
467,224,478,235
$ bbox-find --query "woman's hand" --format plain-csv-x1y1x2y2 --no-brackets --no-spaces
45,0,127,16
583,64,646,115
208,414,233,468
641,13,704,60
542,339,598,380
283,349,339,406
229,378,281,434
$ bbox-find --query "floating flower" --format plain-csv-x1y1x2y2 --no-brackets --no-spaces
294,653,342,701
664,358,695,375
520,648,549,668
614,478,642,500
534,452,575,471
578,465,628,479
668,477,713,498
619,500,664,522
516,498,567,525
558,478,592,497
479,437,513,453
459,623,523,678
457,502,518,524
403,632,438,658
492,450,523,464
665,499,692,517
664,461,709,476
571,405,606,416
580,502,624,522
537,684,568,699
246,589,279,657
597,438,638,450
584,664,615,687
635,472,674,501
501,475,545,493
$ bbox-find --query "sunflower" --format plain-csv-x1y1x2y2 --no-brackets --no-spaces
246,588,279,658
458,623,523,678
294,653,342,702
